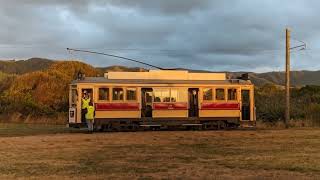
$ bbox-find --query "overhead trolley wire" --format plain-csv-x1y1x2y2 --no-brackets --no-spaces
67,48,165,70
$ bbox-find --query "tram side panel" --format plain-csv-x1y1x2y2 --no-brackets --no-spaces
69,85,142,126
198,86,241,124
95,103,140,119
94,86,141,120
152,87,188,119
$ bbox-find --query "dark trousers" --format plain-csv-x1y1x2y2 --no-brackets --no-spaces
81,109,86,123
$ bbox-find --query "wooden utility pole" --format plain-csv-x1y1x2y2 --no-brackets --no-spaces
285,28,290,128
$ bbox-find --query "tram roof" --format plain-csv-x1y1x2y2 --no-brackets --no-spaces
72,77,252,85
104,70,227,81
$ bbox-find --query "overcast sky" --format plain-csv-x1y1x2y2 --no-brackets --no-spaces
0,0,320,72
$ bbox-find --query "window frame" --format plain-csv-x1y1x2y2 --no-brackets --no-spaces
70,88,78,107
153,88,186,103
202,87,213,101
170,88,181,102
126,87,137,101
215,87,226,101
112,87,125,101
153,88,170,103
98,87,110,101
227,88,238,101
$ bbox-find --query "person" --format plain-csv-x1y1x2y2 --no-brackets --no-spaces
81,90,91,123
85,101,95,133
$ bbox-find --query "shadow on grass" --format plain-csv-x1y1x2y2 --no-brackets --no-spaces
0,123,84,137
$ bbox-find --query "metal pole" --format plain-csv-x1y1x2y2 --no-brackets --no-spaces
285,28,290,128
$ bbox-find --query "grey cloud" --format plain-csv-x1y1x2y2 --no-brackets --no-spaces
98,0,212,15
0,0,320,72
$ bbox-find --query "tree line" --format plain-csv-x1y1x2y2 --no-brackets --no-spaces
255,84,320,126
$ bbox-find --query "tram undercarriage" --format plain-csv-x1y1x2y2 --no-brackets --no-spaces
69,118,255,131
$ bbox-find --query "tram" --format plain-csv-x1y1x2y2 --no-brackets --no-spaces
68,70,255,130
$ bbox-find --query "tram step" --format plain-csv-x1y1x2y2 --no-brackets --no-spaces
139,124,161,127
182,124,202,126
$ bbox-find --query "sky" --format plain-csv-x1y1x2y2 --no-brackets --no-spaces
0,0,320,72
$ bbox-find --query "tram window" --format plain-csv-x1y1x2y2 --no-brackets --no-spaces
71,89,77,105
228,88,237,100
154,89,170,102
203,88,213,101
98,88,109,100
164,97,171,102
113,88,124,100
171,89,178,102
178,89,188,102
126,88,137,100
216,88,225,100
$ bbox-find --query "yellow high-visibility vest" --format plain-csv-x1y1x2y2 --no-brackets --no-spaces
85,105,95,120
82,98,90,109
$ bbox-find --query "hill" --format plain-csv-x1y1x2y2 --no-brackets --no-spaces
252,71,320,87
0,58,54,74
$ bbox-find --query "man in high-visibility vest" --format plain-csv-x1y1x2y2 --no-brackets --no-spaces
85,101,95,133
81,90,91,123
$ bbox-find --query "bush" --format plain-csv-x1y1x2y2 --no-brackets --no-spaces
256,84,320,125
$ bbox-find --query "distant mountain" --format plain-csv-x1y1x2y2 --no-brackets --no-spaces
252,71,320,87
1,58,320,87
227,72,276,87
227,71,320,87
0,58,54,74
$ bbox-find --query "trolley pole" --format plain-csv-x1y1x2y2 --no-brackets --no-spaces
285,28,290,128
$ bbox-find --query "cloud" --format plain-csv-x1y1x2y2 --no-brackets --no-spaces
0,0,320,72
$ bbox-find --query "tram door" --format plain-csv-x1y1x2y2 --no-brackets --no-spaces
241,90,251,120
188,88,199,117
141,88,153,117
81,88,93,123
81,88,93,100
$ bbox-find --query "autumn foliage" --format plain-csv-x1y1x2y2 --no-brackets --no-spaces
2,61,98,116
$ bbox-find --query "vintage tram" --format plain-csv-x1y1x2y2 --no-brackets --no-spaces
68,70,255,130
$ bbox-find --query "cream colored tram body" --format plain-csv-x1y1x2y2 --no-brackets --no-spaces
68,70,255,130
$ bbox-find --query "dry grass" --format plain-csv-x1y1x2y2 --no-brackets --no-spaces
256,119,320,129
0,124,319,179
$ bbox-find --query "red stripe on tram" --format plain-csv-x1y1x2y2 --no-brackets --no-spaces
201,102,240,110
153,102,188,110
95,103,140,111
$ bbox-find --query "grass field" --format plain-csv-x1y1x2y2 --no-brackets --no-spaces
0,123,319,179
